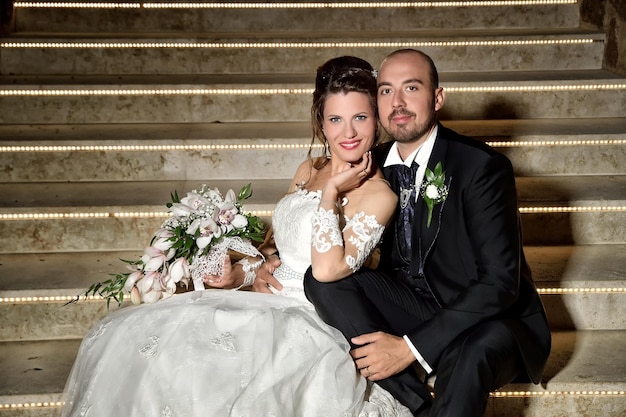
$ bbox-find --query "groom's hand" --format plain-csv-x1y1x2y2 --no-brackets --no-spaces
350,331,415,381
252,256,283,294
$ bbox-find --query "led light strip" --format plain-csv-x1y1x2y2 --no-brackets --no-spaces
0,39,596,49
0,402,64,410
519,206,626,213
0,388,622,411
0,144,318,152
14,1,139,7
1,206,624,221
2,288,624,304
491,390,626,397
0,88,310,96
0,295,102,303
446,84,626,92
13,1,579,10
0,210,274,220
1,140,624,153
537,288,626,294
487,139,626,147
1,83,625,97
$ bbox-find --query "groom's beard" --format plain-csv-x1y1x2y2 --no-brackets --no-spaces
385,107,437,144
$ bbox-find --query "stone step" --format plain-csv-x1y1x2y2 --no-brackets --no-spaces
1,117,624,142
1,130,624,181
1,79,625,124
1,175,625,208
0,32,605,75
0,330,624,416
487,330,626,416
10,2,582,34
0,177,624,252
3,68,623,86
0,242,624,340
2,245,624,294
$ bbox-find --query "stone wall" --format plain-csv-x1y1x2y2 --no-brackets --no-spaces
0,0,13,35
581,0,626,75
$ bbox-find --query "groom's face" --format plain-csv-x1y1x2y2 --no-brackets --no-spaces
376,52,444,145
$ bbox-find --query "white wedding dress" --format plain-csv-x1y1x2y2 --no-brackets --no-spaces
61,189,411,417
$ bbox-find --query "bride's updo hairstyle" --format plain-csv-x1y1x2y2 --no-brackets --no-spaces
308,56,378,169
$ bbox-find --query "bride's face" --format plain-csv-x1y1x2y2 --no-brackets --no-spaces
322,91,376,164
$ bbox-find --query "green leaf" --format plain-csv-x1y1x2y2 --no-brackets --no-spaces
238,183,253,202
72,272,130,309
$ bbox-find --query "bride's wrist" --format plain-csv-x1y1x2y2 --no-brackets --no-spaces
234,257,263,289
319,199,342,212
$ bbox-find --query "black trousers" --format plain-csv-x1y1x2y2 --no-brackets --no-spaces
303,267,524,417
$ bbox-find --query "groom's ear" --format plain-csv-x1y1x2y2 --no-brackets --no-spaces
434,87,445,112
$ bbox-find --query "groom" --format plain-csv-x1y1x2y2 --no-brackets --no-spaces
304,49,551,416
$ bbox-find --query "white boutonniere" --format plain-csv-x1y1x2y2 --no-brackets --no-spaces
420,162,449,227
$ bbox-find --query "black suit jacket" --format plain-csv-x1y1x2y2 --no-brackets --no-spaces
374,124,551,384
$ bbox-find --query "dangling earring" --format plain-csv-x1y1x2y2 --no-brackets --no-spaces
321,129,331,158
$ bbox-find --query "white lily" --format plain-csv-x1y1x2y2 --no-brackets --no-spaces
196,235,214,250
159,270,176,293
130,286,142,305
224,189,236,203
169,257,190,283
180,192,205,209
170,202,196,217
124,271,143,292
196,218,221,249
140,271,158,292
152,235,175,251
142,290,161,304
166,247,177,261
143,250,166,272
231,214,248,229
186,218,202,235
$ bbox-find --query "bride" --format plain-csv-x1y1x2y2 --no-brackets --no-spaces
61,56,409,417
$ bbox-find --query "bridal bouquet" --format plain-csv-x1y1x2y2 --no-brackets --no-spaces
83,184,265,307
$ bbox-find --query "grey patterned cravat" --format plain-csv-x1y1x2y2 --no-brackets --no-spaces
394,161,419,261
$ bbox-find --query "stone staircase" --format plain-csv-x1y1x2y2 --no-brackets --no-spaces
1,1,625,416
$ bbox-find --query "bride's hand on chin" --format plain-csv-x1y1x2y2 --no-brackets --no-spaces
327,151,373,195
252,258,283,294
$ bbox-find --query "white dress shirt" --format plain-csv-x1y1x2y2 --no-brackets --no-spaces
382,125,438,375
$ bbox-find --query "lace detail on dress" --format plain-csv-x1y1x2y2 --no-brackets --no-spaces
190,236,263,281
139,336,159,358
345,211,385,272
77,404,91,417
161,406,173,417
312,206,343,253
86,321,108,341
211,332,237,352
273,263,302,282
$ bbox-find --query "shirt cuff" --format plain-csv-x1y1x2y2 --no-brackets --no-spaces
403,335,433,375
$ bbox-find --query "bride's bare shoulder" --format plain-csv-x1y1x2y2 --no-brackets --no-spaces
291,158,328,190
365,175,396,199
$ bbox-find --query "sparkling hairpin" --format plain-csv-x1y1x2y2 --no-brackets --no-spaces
371,70,378,78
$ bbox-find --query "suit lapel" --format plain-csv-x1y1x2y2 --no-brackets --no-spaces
377,141,402,193
410,130,449,277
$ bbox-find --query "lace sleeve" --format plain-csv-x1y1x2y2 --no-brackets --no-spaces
343,211,385,272
312,207,385,273
311,207,344,253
